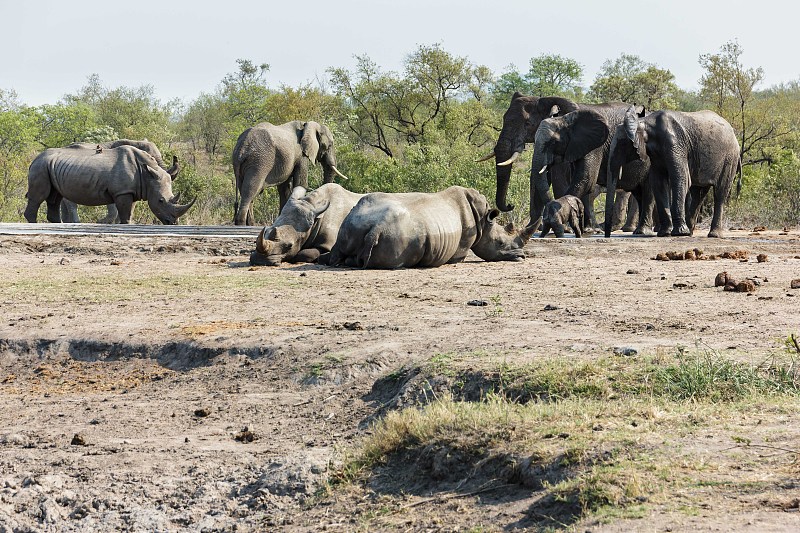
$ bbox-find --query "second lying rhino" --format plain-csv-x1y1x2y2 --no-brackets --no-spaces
329,186,535,268
251,183,364,266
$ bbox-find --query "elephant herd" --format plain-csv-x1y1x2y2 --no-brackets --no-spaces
23,93,741,268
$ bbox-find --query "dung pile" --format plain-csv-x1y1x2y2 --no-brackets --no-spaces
654,249,753,261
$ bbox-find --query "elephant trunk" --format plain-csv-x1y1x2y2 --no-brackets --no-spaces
495,167,514,212
530,149,554,222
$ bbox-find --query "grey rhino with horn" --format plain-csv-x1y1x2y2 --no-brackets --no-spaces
25,145,194,224
60,139,180,223
328,186,535,269
250,183,365,266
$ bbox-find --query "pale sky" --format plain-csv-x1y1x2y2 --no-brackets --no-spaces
1,0,798,107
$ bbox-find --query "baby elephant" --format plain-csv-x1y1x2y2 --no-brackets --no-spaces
539,195,584,238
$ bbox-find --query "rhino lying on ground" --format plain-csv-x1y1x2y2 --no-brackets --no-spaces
250,183,365,266
328,186,535,268
25,145,194,224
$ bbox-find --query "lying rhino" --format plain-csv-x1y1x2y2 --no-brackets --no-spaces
328,186,535,268
250,183,364,266
25,145,194,224
540,195,584,238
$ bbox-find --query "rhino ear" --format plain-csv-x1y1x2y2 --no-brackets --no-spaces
145,165,161,180
488,208,500,221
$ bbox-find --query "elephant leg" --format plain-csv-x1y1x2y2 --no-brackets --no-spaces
569,212,583,238
235,170,264,226
650,170,672,237
538,221,551,238
621,193,639,232
609,190,629,231
579,187,600,233
667,157,691,236
685,186,708,236
114,194,134,224
634,185,656,236
708,182,730,238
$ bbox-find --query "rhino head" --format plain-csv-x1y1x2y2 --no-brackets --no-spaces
143,164,195,225
251,187,330,266
471,209,535,262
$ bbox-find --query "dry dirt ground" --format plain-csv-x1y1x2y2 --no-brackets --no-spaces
0,227,798,532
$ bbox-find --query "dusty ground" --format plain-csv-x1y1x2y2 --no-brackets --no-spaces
0,226,798,531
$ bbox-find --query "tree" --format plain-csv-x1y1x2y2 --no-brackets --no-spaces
698,40,792,166
0,97,41,216
590,53,678,109
221,59,271,126
491,54,584,106
526,54,584,98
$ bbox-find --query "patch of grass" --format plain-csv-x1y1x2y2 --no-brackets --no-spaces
331,344,800,527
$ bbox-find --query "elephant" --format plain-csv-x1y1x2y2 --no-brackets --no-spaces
605,107,741,238
328,186,536,268
232,120,348,226
60,139,179,223
539,195,584,238
482,93,640,233
25,145,194,225
250,183,365,266
529,107,656,237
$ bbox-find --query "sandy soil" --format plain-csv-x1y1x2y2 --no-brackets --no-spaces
0,227,798,531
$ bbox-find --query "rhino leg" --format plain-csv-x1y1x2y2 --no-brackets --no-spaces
46,191,64,223
115,194,134,224
24,199,40,223
286,248,321,263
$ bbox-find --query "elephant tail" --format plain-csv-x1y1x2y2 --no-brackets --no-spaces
357,229,380,269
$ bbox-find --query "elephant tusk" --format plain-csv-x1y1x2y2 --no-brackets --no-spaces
474,151,496,163
539,164,548,175
496,151,520,167
331,166,349,181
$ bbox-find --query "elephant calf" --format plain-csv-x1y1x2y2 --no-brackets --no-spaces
539,195,584,238
329,186,535,269
250,183,364,266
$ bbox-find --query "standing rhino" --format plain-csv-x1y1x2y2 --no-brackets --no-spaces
60,139,180,224
539,195,584,238
329,186,535,268
25,145,194,224
250,183,365,266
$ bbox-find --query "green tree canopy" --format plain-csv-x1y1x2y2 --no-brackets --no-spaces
589,53,678,109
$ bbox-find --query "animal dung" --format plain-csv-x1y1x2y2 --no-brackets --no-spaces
716,272,758,293
467,300,488,307
714,272,732,287
757,254,768,262
70,433,88,446
791,279,800,289
655,249,753,261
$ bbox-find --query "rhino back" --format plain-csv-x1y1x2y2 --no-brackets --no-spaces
47,148,140,205
337,190,469,268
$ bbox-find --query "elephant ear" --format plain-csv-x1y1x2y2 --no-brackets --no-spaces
624,107,649,161
563,110,610,162
634,104,647,118
536,97,578,118
301,121,321,162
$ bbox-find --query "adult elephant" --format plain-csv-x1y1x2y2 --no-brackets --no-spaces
60,139,179,223
605,107,741,238
482,93,636,232
232,120,348,226
531,108,656,236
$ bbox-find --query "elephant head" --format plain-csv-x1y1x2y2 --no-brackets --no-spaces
604,106,648,237
484,92,578,212
301,121,348,182
252,186,331,266
143,164,195,225
530,109,610,178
